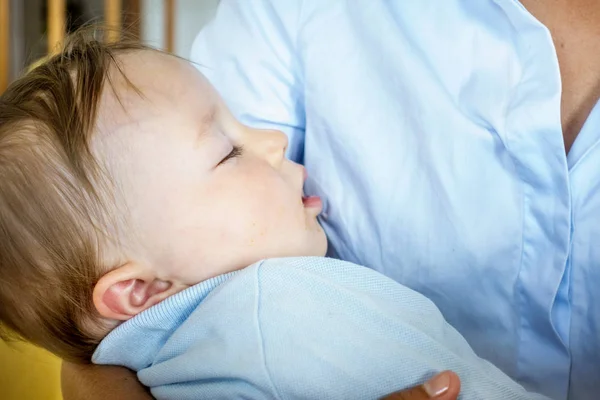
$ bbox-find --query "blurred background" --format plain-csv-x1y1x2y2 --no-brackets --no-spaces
0,1,220,398
0,0,220,94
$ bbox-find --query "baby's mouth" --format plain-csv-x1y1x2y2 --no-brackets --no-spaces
302,195,322,208
301,167,322,209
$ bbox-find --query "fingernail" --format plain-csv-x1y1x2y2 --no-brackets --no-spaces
423,372,450,397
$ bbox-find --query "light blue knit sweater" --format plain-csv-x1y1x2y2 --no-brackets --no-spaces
93,257,548,400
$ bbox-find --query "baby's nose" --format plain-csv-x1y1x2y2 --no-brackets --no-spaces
254,129,288,166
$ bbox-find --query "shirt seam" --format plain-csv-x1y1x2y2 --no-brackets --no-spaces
254,260,283,399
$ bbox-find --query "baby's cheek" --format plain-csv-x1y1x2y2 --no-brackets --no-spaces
242,205,290,251
234,170,301,238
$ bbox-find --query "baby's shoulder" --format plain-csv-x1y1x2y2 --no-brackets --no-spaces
249,256,386,283
245,256,421,302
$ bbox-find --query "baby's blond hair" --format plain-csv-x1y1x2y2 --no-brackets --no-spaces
0,30,147,362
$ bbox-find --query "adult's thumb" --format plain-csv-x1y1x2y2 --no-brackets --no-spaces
380,371,461,400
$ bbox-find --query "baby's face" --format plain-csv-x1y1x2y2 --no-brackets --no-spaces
94,51,326,284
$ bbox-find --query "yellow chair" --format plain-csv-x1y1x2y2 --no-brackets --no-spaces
0,340,62,400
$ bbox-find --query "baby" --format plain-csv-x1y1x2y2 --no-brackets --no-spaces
0,33,545,399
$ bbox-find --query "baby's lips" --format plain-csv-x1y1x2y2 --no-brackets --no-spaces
302,195,322,209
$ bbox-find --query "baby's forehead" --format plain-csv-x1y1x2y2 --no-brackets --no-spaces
95,50,215,134
115,50,211,102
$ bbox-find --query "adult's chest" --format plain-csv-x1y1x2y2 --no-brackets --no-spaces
520,0,600,152
299,0,568,295
297,1,600,394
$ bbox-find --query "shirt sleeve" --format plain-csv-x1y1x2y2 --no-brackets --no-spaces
190,0,307,163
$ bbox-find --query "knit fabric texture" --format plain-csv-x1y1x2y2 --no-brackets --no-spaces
93,257,548,400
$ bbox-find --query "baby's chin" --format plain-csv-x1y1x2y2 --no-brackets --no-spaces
310,223,328,257
282,227,327,259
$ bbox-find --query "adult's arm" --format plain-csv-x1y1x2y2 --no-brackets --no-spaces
61,360,457,400
61,361,151,400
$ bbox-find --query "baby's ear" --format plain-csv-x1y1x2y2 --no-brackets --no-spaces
93,263,182,321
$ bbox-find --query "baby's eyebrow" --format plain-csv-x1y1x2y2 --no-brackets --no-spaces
199,105,216,132
195,105,216,145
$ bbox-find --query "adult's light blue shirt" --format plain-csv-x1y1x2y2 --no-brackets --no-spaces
190,1,600,399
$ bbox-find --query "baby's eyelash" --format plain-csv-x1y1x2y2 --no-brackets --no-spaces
218,145,243,165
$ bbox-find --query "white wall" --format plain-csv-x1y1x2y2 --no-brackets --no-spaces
141,0,220,58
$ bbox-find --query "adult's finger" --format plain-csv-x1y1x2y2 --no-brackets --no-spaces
380,371,461,400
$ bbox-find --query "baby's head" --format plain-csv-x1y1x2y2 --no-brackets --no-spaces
0,32,326,362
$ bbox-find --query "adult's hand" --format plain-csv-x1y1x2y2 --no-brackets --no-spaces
61,361,152,400
62,361,459,400
381,371,461,400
